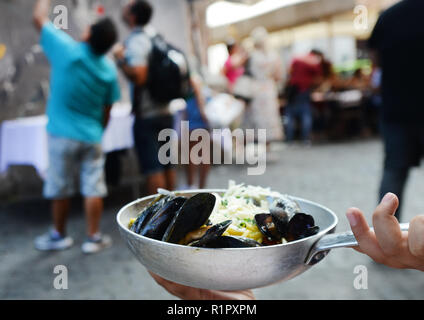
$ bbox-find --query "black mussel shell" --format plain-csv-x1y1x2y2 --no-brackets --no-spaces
203,236,262,248
270,210,289,237
285,213,320,242
140,197,187,240
131,194,171,234
267,196,301,216
179,225,211,245
188,220,232,247
254,213,282,241
162,193,216,243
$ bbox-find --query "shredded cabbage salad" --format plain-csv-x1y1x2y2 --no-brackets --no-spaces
209,181,292,244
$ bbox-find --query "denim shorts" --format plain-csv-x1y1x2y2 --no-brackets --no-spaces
133,115,174,176
43,135,107,199
186,97,208,131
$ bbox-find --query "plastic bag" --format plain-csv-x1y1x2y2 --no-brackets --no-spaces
204,93,245,128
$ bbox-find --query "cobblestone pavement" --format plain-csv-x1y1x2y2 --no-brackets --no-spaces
1,138,424,300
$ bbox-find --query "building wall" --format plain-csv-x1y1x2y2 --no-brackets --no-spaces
0,0,192,199
0,0,191,123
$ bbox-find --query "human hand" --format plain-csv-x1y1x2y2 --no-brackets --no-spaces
346,193,424,271
112,43,125,61
149,272,256,300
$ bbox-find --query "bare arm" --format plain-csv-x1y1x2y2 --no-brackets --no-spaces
33,0,50,32
120,64,148,86
113,44,148,86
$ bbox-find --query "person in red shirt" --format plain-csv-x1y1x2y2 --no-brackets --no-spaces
284,49,323,144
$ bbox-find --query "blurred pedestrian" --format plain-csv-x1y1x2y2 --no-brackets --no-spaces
32,0,121,253
368,0,424,220
345,68,369,91
183,74,211,189
245,27,284,149
114,0,177,195
222,39,248,92
310,58,336,140
284,49,323,145
364,65,382,134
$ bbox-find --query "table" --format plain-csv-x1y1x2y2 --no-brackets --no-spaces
0,99,237,186
0,103,134,178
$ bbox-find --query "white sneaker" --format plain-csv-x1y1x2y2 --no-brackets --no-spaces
81,233,112,254
34,229,74,251
178,184,198,190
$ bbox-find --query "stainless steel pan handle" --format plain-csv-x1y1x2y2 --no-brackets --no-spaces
305,223,410,265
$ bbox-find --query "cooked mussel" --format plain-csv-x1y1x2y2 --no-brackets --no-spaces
132,192,319,248
188,220,232,248
162,193,217,244
139,196,187,240
254,213,283,241
285,213,320,242
131,194,171,234
179,225,211,246
267,196,300,216
255,197,319,243
267,196,301,234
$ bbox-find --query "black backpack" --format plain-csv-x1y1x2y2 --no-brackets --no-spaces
146,34,190,102
132,33,191,115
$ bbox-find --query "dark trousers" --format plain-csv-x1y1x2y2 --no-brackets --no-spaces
379,121,424,221
285,91,313,142
379,167,409,220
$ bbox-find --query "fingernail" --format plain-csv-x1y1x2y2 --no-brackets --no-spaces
382,193,395,205
346,210,358,227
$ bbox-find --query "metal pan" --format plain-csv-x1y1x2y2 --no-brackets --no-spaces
116,189,409,291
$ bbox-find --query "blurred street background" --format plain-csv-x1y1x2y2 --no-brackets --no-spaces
2,139,424,299
1,0,424,299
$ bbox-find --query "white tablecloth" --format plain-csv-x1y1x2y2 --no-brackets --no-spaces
0,101,236,179
102,103,134,153
0,103,134,178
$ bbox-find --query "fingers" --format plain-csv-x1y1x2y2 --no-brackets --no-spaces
149,272,168,286
205,290,256,300
346,207,387,263
372,193,405,257
149,272,197,299
408,215,424,260
149,272,256,300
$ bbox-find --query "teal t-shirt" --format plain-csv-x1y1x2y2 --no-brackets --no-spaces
41,22,121,143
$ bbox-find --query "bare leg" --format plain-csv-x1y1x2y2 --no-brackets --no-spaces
164,169,177,191
198,163,210,189
186,163,195,187
197,138,211,189
52,199,71,235
84,197,103,237
146,172,167,195
186,140,196,187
